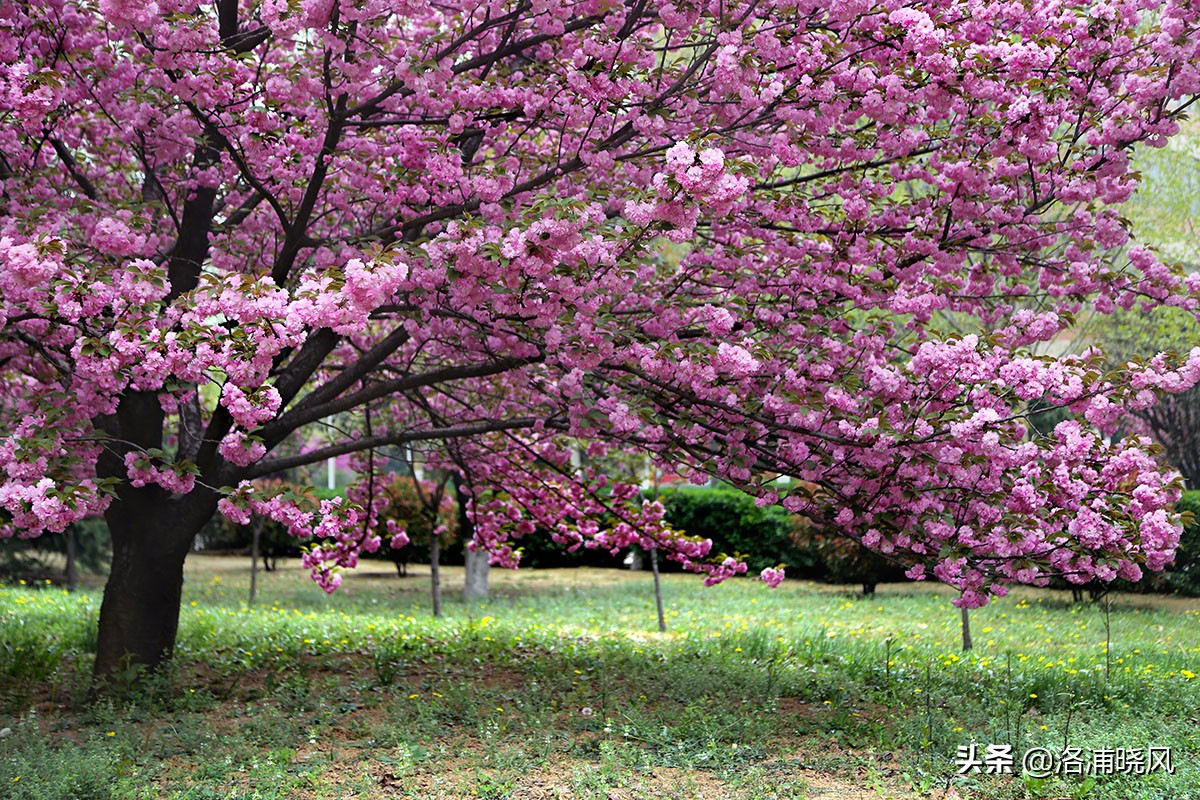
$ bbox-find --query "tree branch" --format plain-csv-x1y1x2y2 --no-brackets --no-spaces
218,0,270,53
164,128,221,303
49,138,98,201
269,115,346,285
273,324,410,423
177,387,204,462
243,417,545,478
259,353,543,443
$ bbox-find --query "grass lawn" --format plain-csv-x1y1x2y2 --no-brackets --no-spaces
1,555,1198,799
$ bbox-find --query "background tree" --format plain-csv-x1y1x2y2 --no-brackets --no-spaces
0,517,110,590
1082,306,1200,487
1122,120,1200,270
368,471,457,615
457,472,489,602
4,0,1200,686
1076,122,1200,487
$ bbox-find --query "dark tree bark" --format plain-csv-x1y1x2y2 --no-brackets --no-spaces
93,496,209,684
64,526,78,592
91,386,217,686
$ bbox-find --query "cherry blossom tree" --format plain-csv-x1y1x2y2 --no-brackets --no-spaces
4,0,1200,683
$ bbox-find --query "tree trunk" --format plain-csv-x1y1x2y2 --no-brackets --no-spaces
92,489,211,687
650,546,667,632
430,535,443,617
94,518,193,684
960,605,973,652
455,473,488,602
249,516,263,605
64,526,78,592
463,546,490,602
627,546,645,571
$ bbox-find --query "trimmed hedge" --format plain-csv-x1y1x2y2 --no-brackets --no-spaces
653,485,820,576
486,485,820,573
796,529,911,595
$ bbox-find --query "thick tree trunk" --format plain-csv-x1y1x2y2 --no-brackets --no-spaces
627,546,645,571
451,470,487,599
92,493,209,686
94,529,188,682
457,474,488,602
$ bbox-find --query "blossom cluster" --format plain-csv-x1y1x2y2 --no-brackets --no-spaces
624,143,749,241
2,0,1200,609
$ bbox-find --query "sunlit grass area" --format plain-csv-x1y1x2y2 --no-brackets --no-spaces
1,557,1198,799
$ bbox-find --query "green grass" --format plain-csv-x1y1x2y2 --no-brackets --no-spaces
1,559,1198,798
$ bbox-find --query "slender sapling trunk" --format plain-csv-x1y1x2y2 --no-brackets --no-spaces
430,534,442,617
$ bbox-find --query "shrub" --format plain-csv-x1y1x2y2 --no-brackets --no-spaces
796,526,911,595
1165,490,1200,595
0,516,110,583
196,512,310,568
367,474,460,575
498,530,624,569
195,481,322,567
653,486,818,576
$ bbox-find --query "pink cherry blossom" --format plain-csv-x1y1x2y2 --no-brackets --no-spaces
3,0,1200,677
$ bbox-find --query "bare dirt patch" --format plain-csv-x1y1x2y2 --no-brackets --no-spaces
268,748,938,800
